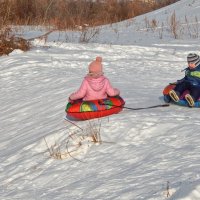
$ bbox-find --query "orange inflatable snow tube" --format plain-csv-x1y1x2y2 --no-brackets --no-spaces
163,83,200,107
163,84,176,95
65,96,125,120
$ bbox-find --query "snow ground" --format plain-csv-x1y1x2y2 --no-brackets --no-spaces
1,0,200,199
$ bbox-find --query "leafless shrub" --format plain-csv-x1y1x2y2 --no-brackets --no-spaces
143,17,159,32
144,17,150,31
27,28,56,43
169,11,180,39
44,120,107,161
0,27,31,56
79,26,100,43
151,19,158,30
185,15,192,38
193,16,199,38
145,13,200,40
166,181,170,198
184,15,199,39
157,22,164,39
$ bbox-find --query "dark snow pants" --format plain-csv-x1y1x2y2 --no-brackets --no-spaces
174,81,200,101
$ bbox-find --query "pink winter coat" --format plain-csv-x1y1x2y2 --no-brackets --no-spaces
69,75,120,101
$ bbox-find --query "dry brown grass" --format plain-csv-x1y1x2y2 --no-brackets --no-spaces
0,0,179,30
44,120,105,161
0,27,31,56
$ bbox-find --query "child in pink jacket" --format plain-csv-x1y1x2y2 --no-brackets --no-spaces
69,56,120,102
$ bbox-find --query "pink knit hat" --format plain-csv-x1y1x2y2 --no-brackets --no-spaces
88,57,103,74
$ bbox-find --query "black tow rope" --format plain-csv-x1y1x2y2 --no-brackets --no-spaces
98,101,170,111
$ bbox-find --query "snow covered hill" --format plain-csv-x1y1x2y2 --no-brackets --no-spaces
1,0,200,199
20,0,200,46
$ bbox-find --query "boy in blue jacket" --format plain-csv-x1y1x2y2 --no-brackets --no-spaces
169,53,200,107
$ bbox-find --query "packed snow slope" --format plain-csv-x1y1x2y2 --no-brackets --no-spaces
1,0,200,199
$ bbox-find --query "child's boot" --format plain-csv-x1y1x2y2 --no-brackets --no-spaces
185,94,195,107
169,90,180,102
